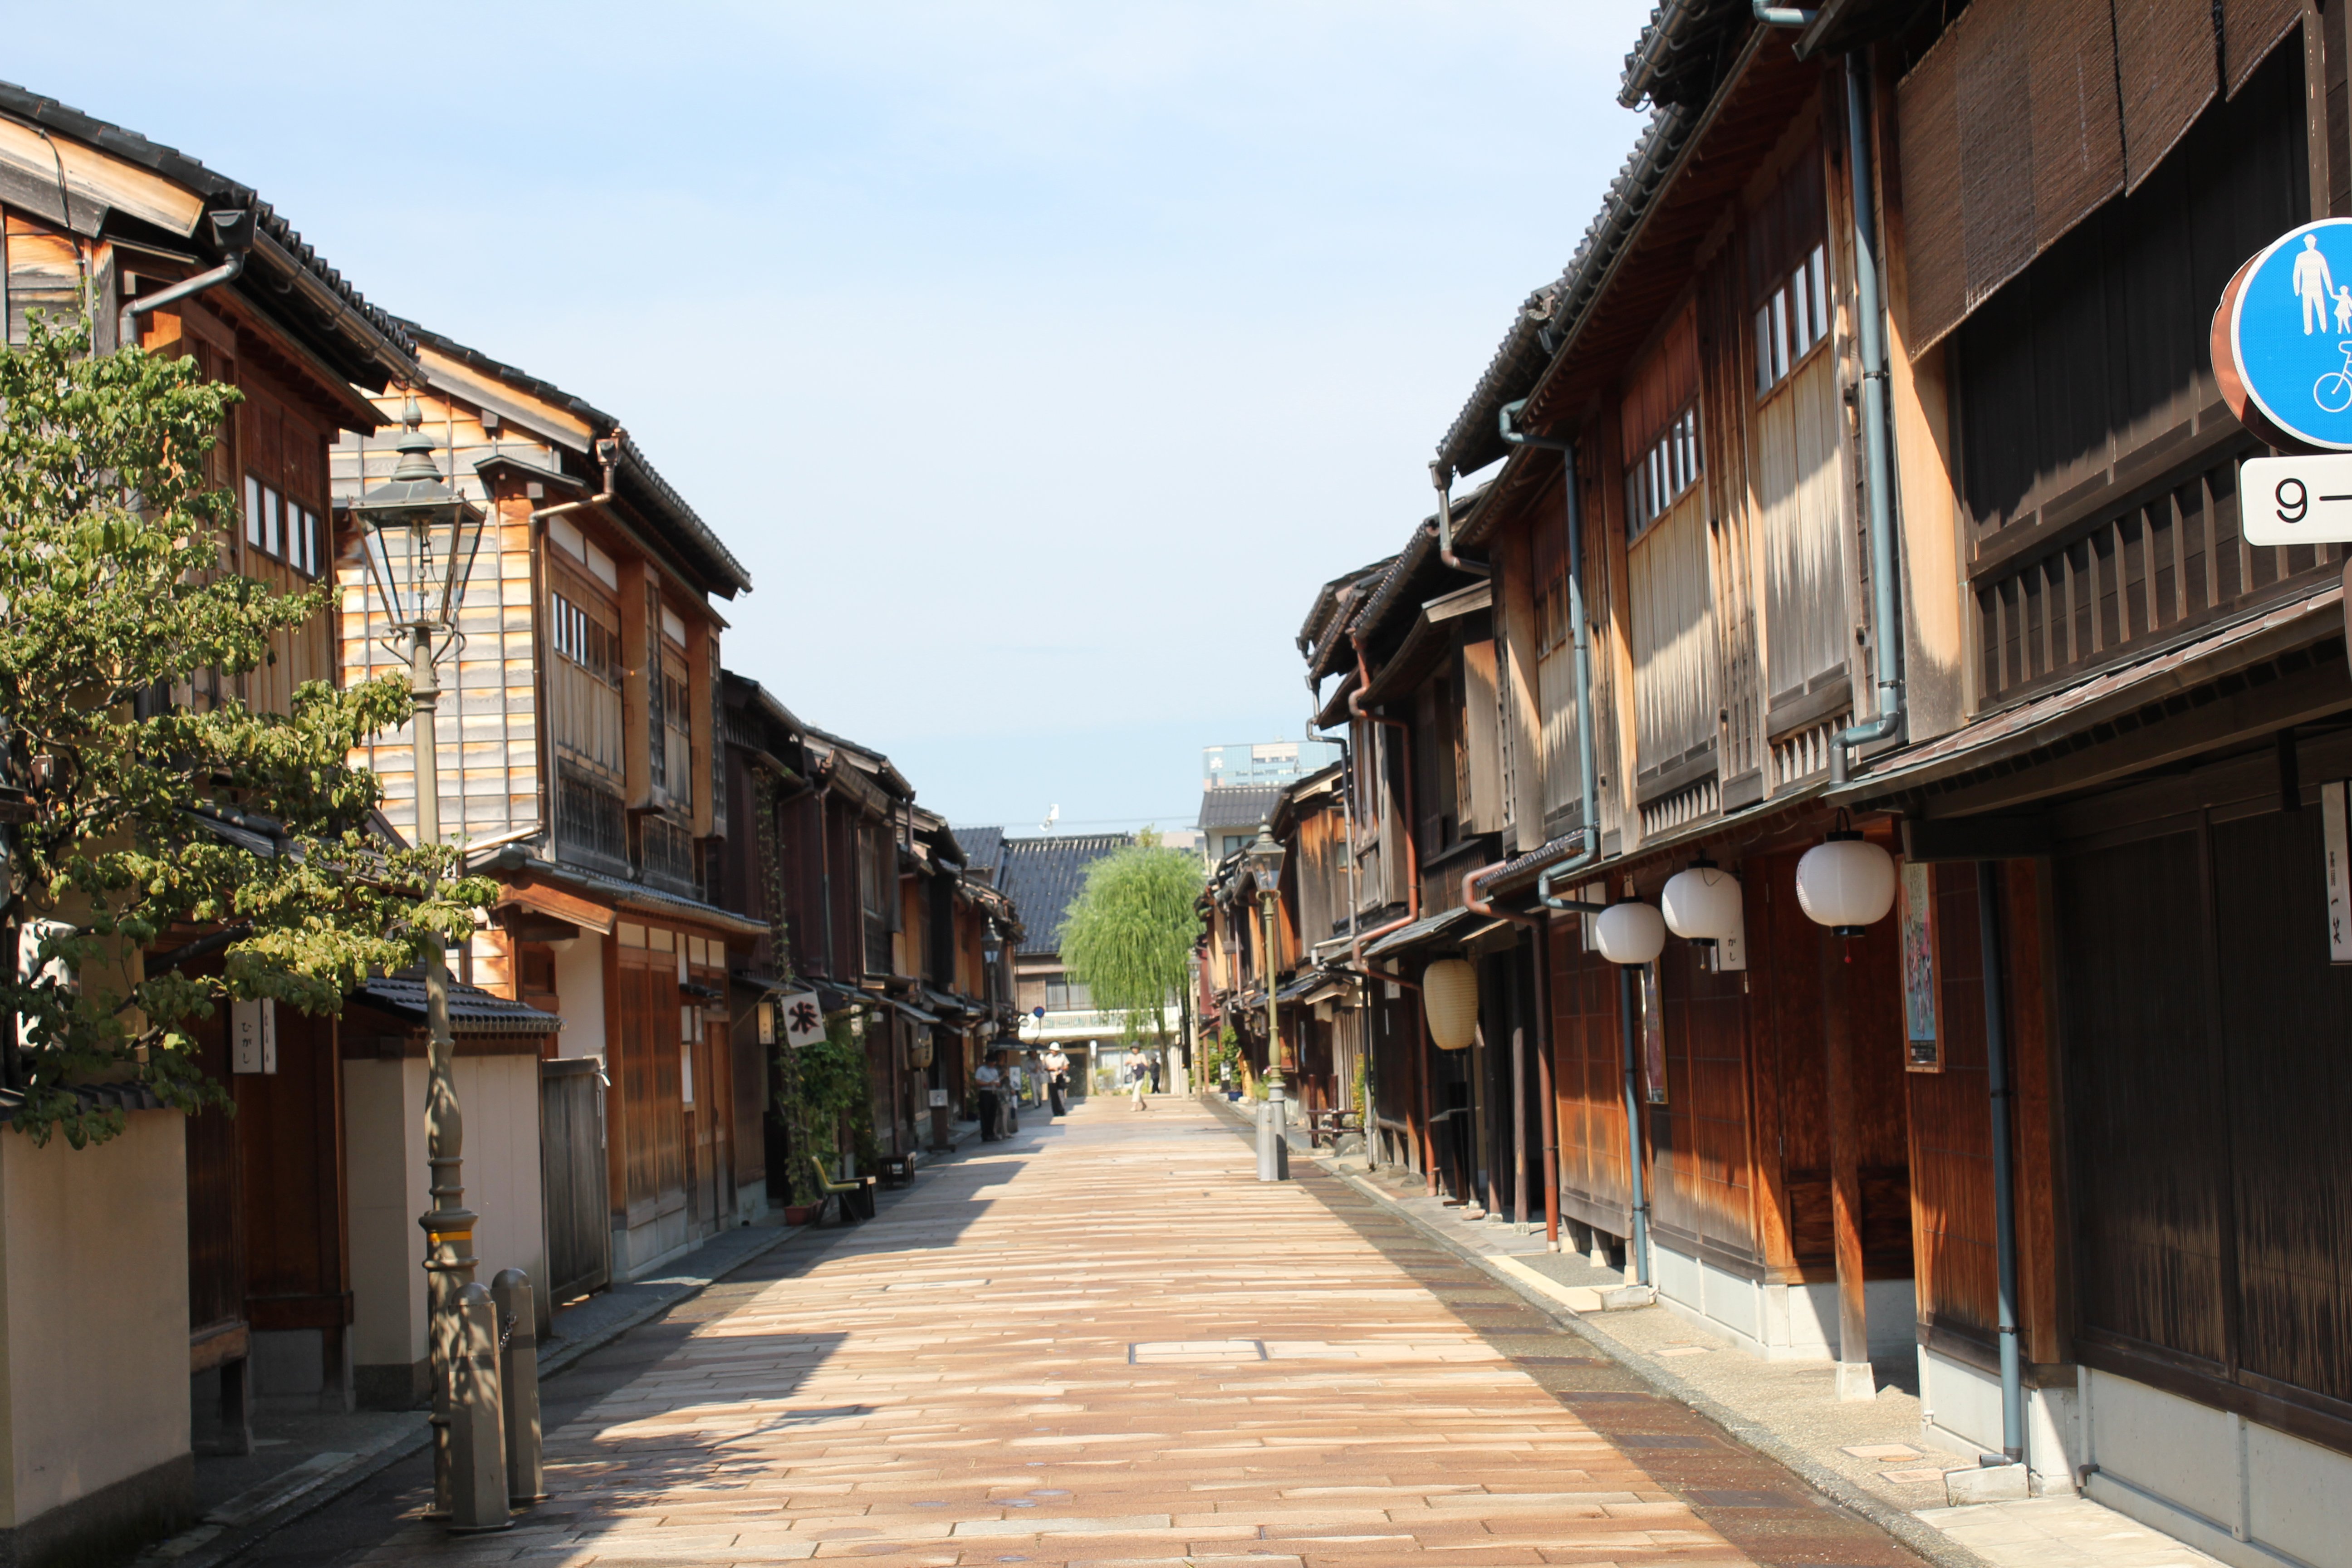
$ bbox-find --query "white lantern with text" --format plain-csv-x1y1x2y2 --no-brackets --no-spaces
1796,828,1897,936
1592,902,1667,966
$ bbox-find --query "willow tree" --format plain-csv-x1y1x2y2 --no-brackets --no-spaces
1059,838,1203,1048
0,316,491,1147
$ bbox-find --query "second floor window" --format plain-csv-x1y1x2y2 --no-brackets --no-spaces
1754,242,1829,395
244,475,320,577
1626,404,1700,539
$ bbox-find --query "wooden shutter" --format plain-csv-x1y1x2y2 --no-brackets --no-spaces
2031,0,2127,254
1899,0,2126,356
2115,0,2220,190
1897,37,1966,352
2223,0,2305,97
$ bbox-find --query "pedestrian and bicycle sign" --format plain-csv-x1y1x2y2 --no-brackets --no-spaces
2229,219,2352,451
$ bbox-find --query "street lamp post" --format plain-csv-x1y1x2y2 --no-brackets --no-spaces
352,399,490,1518
1247,825,1288,1182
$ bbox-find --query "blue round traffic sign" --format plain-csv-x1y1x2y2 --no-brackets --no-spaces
2231,219,2352,450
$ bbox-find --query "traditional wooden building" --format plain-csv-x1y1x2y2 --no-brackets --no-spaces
1269,1,2350,1560
0,81,436,1563
329,326,766,1296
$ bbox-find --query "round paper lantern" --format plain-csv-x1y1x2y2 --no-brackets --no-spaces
1795,831,1897,935
1661,860,1743,945
908,1031,935,1070
1592,902,1667,966
1421,958,1479,1051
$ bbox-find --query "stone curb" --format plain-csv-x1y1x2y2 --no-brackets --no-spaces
1193,1098,1990,1568
167,1111,1028,1568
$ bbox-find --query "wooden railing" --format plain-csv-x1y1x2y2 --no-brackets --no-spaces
1970,431,2335,710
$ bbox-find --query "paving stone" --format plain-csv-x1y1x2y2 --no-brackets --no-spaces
290,1100,1936,1567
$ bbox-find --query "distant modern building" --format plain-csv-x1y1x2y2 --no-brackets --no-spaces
1201,739,1343,794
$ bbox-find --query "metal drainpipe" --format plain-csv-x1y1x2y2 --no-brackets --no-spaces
117,209,255,351
1751,0,1819,26
1835,48,1904,777
1430,462,1491,577
1493,402,1638,1273
1346,632,1420,973
1497,404,1604,909
1464,866,1560,1250
1617,964,1652,1286
1979,862,2026,1464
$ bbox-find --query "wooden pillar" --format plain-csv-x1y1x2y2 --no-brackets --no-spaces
1822,932,1875,1399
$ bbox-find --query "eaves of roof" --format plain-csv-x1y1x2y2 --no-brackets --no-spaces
1296,557,1395,655
352,975,563,1036
1434,101,1697,479
805,724,915,801
723,671,805,750
0,80,417,388
394,318,751,600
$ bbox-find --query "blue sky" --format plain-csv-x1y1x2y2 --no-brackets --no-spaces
20,1,1657,835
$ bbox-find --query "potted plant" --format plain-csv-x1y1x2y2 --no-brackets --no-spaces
775,1008,872,1224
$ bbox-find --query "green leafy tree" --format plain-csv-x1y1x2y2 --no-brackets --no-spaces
0,317,492,1147
1060,838,1204,1045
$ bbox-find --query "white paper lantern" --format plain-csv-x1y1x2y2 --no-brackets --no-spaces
1422,958,1479,1051
1592,902,1667,966
1795,831,1897,935
1661,860,1743,945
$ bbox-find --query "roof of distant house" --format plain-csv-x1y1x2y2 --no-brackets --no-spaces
956,826,1006,879
996,834,1132,958
1197,785,1284,833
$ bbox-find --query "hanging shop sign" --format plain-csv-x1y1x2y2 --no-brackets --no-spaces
778,990,826,1048
2323,782,2352,965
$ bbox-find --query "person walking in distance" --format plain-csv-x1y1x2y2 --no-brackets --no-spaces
1149,1057,1162,1094
1130,1060,1151,1112
975,1051,1004,1142
2297,233,2337,334
1044,1045,1070,1117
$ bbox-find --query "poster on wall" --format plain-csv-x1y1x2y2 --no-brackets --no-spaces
1640,964,1667,1104
2323,782,2352,964
1899,861,1942,1070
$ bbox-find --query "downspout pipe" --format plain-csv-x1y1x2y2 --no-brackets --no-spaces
1464,866,1560,1251
1836,49,1905,775
118,208,255,351
1752,0,1819,26
1345,632,1420,974
1979,862,2026,1465
1495,403,1604,911
1618,964,1653,1287
1429,461,1491,577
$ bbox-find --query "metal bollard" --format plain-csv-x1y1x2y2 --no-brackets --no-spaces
492,1269,545,1505
1256,1085,1290,1182
447,1283,511,1533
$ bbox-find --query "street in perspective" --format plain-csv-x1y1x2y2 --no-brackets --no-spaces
0,4,2348,1568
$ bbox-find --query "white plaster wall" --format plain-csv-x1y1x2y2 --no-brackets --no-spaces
1916,1345,2080,1491
2081,1366,2352,1568
345,1057,428,1373
1651,1238,1914,1361
553,937,605,1061
0,1112,190,1528
456,1054,547,1297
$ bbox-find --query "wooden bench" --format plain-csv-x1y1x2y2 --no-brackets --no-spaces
808,1156,877,1222
880,1152,918,1188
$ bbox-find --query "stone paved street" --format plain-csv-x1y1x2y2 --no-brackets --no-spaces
269,1097,1934,1567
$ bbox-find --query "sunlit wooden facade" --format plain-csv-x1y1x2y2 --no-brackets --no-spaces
1255,2,2352,1557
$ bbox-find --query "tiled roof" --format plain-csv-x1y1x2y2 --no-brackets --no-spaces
956,826,1006,878
352,975,562,1036
0,80,416,387
1196,785,1284,833
996,834,1133,958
